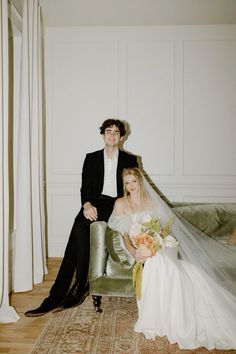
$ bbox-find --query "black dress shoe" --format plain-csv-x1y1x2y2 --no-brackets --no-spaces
58,283,89,310
25,299,59,317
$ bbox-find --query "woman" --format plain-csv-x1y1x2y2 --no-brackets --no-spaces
108,167,236,350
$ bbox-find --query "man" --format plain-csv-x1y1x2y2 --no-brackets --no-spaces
25,119,138,316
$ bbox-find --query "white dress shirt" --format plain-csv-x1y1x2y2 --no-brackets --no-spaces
101,149,118,197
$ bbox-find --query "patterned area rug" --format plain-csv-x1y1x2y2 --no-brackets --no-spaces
31,296,235,354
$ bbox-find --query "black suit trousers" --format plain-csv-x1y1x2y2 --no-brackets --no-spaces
48,196,115,303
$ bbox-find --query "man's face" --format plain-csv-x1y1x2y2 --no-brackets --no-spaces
103,125,123,148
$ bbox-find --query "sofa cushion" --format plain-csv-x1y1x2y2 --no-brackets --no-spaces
105,226,134,268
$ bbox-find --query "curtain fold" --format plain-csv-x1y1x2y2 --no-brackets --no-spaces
0,0,20,323
13,0,47,292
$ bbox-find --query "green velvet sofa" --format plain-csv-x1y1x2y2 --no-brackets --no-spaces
89,203,236,311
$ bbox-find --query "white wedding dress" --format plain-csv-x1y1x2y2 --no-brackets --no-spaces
108,177,236,350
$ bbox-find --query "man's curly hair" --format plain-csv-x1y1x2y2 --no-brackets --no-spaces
99,119,126,137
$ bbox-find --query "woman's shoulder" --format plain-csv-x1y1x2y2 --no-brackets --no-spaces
113,197,128,215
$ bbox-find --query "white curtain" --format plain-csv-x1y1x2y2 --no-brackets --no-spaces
0,0,20,323
13,0,47,292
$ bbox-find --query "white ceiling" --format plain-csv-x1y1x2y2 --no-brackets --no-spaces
12,0,236,26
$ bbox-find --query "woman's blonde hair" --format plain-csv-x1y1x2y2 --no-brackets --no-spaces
122,167,147,201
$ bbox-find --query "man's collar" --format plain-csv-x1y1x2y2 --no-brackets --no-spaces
103,148,119,160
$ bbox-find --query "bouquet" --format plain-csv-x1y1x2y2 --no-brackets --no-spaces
129,215,178,300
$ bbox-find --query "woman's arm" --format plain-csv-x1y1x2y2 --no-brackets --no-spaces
122,233,137,258
111,199,147,262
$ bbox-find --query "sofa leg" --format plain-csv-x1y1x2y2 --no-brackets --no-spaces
92,295,103,313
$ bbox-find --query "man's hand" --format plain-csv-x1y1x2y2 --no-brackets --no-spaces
83,202,98,221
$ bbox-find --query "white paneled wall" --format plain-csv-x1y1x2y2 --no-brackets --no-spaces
45,25,236,256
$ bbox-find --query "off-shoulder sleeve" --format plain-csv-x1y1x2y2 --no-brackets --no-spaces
108,212,131,235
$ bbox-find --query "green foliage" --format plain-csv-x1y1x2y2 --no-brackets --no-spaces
161,217,175,238
143,217,161,234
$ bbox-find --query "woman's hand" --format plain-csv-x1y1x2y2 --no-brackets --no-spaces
135,248,149,263
122,233,148,263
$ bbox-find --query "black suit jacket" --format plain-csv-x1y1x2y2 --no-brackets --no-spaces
80,149,138,206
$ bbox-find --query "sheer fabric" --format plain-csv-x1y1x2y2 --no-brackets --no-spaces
0,0,20,323
14,0,47,292
108,174,236,349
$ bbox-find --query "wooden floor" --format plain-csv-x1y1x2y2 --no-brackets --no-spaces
0,258,62,354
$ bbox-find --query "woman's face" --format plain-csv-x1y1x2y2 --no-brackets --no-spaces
124,174,140,195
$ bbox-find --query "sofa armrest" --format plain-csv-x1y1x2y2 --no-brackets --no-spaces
89,221,108,282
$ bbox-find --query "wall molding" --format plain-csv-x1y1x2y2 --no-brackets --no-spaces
45,25,236,256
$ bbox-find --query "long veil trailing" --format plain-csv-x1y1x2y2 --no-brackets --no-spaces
141,174,236,300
